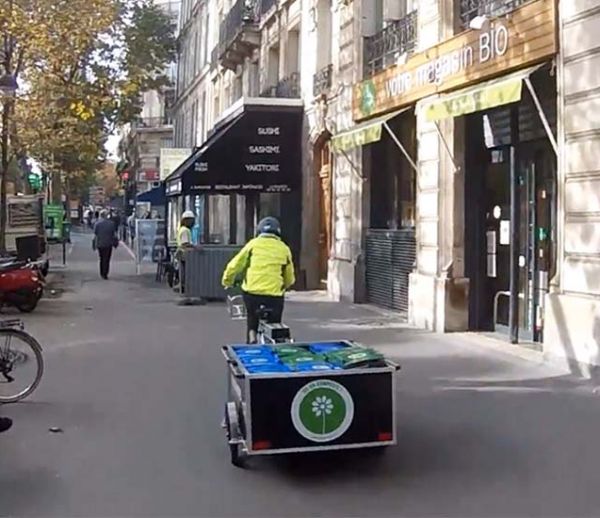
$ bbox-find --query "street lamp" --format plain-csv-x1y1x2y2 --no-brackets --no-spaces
0,74,18,97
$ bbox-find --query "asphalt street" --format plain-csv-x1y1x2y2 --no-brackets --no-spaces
1,231,599,517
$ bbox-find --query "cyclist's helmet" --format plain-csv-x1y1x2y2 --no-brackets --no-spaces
256,216,281,237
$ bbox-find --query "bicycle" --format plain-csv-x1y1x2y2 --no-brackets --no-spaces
226,291,292,345
0,319,44,403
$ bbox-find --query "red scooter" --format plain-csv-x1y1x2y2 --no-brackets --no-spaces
0,260,45,313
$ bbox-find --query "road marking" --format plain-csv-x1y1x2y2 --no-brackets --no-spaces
121,241,136,260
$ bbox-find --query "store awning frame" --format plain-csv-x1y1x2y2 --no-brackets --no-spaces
420,63,558,169
166,98,303,197
331,107,418,173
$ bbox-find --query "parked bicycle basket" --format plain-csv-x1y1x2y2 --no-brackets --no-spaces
227,293,247,320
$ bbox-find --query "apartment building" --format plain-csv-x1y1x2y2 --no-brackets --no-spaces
120,0,180,215
168,0,600,368
168,0,342,287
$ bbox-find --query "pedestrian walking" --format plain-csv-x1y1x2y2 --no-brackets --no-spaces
93,210,118,280
85,209,93,229
127,213,136,247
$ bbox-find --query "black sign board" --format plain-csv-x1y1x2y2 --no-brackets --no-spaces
176,105,303,195
249,372,394,449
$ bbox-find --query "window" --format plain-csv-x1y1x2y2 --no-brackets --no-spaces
199,92,207,143
316,0,332,69
286,27,300,76
267,45,280,87
202,12,210,66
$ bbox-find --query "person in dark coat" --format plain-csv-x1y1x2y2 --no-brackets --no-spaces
93,210,118,280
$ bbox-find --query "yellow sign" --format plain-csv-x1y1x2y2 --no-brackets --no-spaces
424,75,523,122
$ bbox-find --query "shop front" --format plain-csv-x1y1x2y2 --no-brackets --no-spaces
164,98,304,270
332,109,418,314
422,64,557,343
345,0,557,339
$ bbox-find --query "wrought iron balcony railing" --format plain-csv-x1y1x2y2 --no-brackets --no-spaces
218,0,260,70
219,0,258,49
134,116,173,129
259,0,278,16
363,11,418,78
260,73,301,99
459,0,531,30
313,64,333,98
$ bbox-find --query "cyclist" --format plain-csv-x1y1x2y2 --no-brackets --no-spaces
222,217,295,343
0,416,12,433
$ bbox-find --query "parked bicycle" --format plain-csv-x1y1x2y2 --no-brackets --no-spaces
0,320,44,403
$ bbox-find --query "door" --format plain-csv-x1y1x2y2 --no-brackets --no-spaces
517,143,555,342
317,139,332,287
483,151,512,332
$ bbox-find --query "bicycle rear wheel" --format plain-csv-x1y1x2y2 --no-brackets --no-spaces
0,329,44,403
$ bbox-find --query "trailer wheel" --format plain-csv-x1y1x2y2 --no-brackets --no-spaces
225,402,245,468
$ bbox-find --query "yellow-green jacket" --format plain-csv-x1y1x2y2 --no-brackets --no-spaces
222,235,295,296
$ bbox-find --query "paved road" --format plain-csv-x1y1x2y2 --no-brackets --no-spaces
1,232,599,517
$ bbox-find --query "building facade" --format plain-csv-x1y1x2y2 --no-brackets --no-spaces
168,0,600,368
119,0,179,216
545,0,600,368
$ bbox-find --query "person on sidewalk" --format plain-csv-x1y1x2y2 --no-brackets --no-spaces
93,210,118,280
175,211,196,293
0,416,12,433
222,217,295,343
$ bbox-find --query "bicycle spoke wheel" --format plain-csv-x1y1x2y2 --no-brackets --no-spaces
0,329,44,403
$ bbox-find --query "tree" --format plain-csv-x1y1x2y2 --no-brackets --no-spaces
0,0,176,250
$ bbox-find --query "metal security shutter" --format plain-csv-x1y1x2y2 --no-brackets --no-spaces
366,229,416,313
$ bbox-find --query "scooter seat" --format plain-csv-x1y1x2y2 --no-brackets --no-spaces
0,261,27,273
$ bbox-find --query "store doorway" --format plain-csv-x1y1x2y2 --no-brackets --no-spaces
314,136,332,288
465,119,556,343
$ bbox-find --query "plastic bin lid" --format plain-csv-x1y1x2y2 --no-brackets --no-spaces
308,342,349,353
238,355,278,366
232,345,272,355
246,363,291,374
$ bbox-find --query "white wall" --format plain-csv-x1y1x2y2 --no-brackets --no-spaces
545,0,600,368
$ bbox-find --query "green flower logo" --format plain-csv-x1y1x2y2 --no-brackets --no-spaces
360,80,377,117
291,380,354,442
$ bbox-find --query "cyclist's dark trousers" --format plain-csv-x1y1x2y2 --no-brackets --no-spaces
243,292,284,336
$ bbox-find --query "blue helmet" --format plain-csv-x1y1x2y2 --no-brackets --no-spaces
256,217,281,237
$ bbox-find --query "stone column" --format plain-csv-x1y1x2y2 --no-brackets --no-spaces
408,0,469,332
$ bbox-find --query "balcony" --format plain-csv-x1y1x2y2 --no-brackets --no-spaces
218,0,260,71
260,73,301,99
459,0,531,30
133,116,174,131
259,0,277,16
313,64,333,98
363,11,418,78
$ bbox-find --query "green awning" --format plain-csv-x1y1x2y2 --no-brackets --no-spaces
332,107,410,153
422,64,543,122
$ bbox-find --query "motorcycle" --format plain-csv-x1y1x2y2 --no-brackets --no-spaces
0,260,45,313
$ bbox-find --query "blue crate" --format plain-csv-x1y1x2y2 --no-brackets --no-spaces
232,345,273,356
308,342,350,355
245,363,292,374
238,355,278,366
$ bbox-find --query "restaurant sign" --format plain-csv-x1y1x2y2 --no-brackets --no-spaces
353,0,556,121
